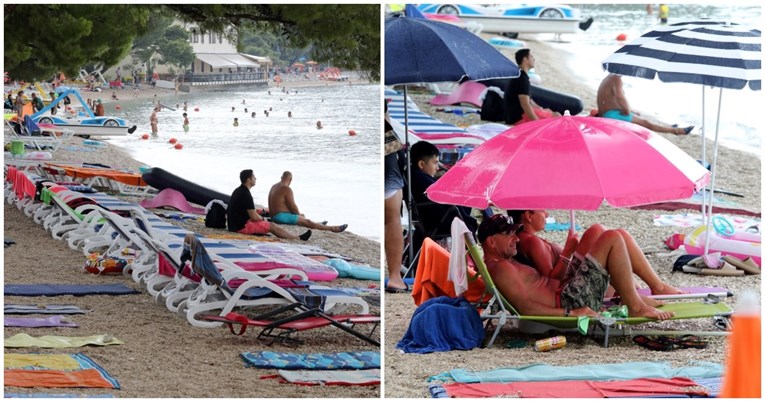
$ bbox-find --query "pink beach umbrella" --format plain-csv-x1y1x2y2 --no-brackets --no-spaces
426,115,710,224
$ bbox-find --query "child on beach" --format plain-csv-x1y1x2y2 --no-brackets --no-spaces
183,113,189,132
233,118,239,127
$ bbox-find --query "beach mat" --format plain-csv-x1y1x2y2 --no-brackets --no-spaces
438,377,709,398
264,369,381,386
4,353,120,389
5,334,123,349
4,284,139,297
5,316,79,328
3,393,114,398
653,213,760,228
240,351,380,370
4,305,85,315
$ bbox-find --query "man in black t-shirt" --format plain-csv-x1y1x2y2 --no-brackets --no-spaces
504,49,560,125
227,169,311,241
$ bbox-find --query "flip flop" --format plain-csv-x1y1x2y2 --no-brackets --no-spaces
722,255,761,275
678,334,708,349
633,335,676,352
384,284,410,294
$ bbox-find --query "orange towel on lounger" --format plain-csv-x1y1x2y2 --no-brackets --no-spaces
411,238,485,306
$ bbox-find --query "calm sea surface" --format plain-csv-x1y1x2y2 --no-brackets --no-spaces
106,84,382,241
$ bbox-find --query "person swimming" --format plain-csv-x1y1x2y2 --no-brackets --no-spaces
316,120,323,130
288,111,292,118
233,117,239,127
251,112,256,118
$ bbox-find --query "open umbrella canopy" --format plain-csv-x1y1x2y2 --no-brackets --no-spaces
426,115,710,210
385,16,520,85
602,21,761,90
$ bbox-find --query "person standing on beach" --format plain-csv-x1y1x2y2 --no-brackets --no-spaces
658,4,669,24
48,92,58,115
150,106,159,138
267,171,348,233
228,169,312,241
30,93,45,112
504,49,560,125
597,74,693,135
14,91,26,118
383,103,408,293
182,113,189,133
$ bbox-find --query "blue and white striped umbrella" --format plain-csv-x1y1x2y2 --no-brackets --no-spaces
602,21,761,90
602,21,761,257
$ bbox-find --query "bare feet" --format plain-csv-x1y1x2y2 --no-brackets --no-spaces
640,295,665,308
650,283,687,296
628,304,675,320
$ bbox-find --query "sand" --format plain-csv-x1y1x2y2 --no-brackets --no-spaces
4,78,380,397
383,36,761,397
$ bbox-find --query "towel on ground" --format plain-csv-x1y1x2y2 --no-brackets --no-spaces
397,296,484,354
4,353,120,389
240,351,380,370
5,334,123,348
429,361,724,383
5,316,79,328
264,369,381,386
4,284,138,297
4,305,85,315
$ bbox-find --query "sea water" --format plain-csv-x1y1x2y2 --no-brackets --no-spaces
106,84,381,241
545,4,762,157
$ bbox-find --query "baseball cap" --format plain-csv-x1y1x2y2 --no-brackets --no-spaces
476,214,524,243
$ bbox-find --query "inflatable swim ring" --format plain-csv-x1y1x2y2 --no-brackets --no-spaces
684,223,761,266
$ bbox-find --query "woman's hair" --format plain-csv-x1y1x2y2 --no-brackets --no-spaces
507,209,529,224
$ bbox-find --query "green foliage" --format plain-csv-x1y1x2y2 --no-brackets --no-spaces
4,4,150,81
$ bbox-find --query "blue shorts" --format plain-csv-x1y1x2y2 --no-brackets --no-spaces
601,109,633,122
385,153,404,199
271,212,299,225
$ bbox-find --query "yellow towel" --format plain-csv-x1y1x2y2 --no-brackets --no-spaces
4,334,123,349
4,353,80,370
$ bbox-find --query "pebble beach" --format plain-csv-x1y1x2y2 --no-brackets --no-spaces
4,78,381,398
383,36,761,398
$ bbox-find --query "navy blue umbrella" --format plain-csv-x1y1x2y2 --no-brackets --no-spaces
404,4,426,19
385,16,520,85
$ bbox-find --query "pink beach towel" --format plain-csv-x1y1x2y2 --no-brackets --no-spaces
140,188,205,215
430,81,488,108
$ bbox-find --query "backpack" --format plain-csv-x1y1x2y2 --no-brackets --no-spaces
204,199,227,229
479,87,507,122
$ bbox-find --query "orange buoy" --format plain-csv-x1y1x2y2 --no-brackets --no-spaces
348,129,357,136
141,134,150,140
115,105,121,110
616,33,627,41
174,143,183,150
194,107,200,112
168,138,177,144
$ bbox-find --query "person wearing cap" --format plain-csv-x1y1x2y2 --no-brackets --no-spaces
508,210,685,298
94,99,105,116
478,214,675,319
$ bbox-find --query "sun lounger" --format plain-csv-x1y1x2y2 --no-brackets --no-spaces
462,231,733,347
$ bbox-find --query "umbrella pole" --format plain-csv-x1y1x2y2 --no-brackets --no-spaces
404,85,414,264
700,86,708,227
703,88,724,256
569,210,576,236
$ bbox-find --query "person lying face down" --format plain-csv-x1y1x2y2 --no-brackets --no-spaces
507,209,685,298
409,141,477,234
478,214,675,319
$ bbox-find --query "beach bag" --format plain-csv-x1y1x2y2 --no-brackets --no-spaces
205,199,228,229
385,129,403,156
84,252,133,275
480,88,507,122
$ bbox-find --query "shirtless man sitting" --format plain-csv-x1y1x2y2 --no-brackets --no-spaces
268,171,348,233
478,214,674,319
597,74,693,135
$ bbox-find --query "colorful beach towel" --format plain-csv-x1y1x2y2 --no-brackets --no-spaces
4,334,123,349
5,316,79,328
245,244,340,282
653,213,760,228
438,377,709,398
4,353,120,389
3,393,114,398
264,369,381,386
4,284,139,297
429,361,724,383
4,305,85,315
240,351,380,370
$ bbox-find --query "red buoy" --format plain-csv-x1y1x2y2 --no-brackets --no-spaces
616,33,627,41
174,143,183,150
348,129,357,136
141,134,149,140
168,138,177,144
194,107,200,112
115,105,121,110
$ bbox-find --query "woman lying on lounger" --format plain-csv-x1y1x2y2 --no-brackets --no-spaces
507,210,685,301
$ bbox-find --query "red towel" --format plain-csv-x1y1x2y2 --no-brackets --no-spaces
411,238,485,306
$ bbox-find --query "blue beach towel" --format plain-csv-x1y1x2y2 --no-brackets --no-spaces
396,296,484,354
428,361,724,383
240,351,380,370
4,284,139,297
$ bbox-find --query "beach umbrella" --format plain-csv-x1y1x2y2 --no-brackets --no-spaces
601,20,761,255
426,115,710,227
385,14,520,263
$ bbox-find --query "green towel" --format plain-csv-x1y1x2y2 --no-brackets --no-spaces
4,333,123,348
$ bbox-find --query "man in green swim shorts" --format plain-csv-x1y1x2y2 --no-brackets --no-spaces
268,171,348,233
597,74,693,135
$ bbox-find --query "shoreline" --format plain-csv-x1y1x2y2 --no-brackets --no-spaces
384,37,760,397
